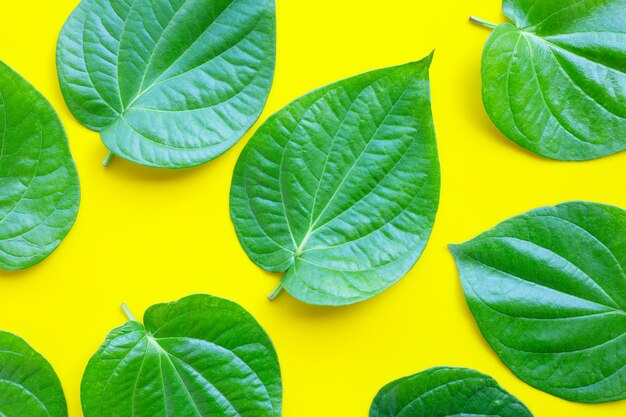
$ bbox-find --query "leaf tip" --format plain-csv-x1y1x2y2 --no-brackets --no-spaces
423,50,435,67
448,243,462,255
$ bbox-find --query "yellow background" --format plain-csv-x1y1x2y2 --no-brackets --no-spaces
1,0,625,415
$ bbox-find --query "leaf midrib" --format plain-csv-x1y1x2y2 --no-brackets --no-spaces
0,379,52,417
456,244,626,316
0,89,46,231
0,89,6,162
480,233,625,310
149,335,273,417
385,377,500,417
520,0,591,32
290,70,422,256
121,0,256,113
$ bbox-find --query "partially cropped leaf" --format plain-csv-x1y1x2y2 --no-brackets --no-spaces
450,201,626,403
479,0,626,160
0,331,67,417
82,294,281,417
0,62,80,270
370,367,533,417
57,0,276,168
230,56,440,306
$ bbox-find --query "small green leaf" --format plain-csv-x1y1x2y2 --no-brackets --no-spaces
450,201,626,403
0,62,80,271
230,56,440,306
370,367,533,417
478,0,626,160
82,294,282,417
0,331,67,417
57,0,276,168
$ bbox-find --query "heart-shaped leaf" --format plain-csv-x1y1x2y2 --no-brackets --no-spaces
370,367,533,417
57,0,276,168
0,331,67,417
0,62,80,270
476,0,626,160
82,294,282,417
230,56,440,306
450,201,626,403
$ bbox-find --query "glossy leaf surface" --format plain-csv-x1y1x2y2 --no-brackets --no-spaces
231,56,440,306
0,331,67,417
481,0,626,160
450,202,626,403
81,294,282,417
57,0,276,168
0,62,80,270
370,367,533,417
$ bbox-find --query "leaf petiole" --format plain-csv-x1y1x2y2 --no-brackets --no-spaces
469,16,498,30
268,283,283,301
102,152,114,167
121,303,138,322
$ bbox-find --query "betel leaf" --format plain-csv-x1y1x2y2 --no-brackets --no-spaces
0,331,67,417
230,56,440,306
56,0,276,168
0,62,80,271
474,0,626,160
450,201,626,403
81,294,282,417
370,367,533,417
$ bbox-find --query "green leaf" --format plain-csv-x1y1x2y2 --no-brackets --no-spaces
230,56,440,306
0,331,67,417
0,62,80,271
370,367,533,417
478,0,626,160
450,201,626,403
56,0,276,168
81,294,282,417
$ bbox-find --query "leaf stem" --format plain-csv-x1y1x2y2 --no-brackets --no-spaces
102,152,114,167
268,283,283,301
121,303,138,322
469,16,498,30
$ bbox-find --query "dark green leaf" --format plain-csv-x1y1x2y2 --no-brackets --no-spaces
0,331,67,417
230,56,440,306
0,62,80,271
370,367,533,417
57,0,276,168
450,201,626,403
479,0,626,160
81,294,282,417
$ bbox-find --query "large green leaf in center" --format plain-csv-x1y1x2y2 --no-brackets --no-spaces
231,56,440,306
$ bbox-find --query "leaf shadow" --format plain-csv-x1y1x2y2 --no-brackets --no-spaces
266,277,393,321
0,269,30,280
100,155,212,183
87,137,246,184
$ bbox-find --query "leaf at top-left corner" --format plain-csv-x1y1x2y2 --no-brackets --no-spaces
0,62,80,271
56,0,276,169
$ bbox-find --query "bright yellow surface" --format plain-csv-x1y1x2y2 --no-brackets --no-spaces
1,0,625,415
